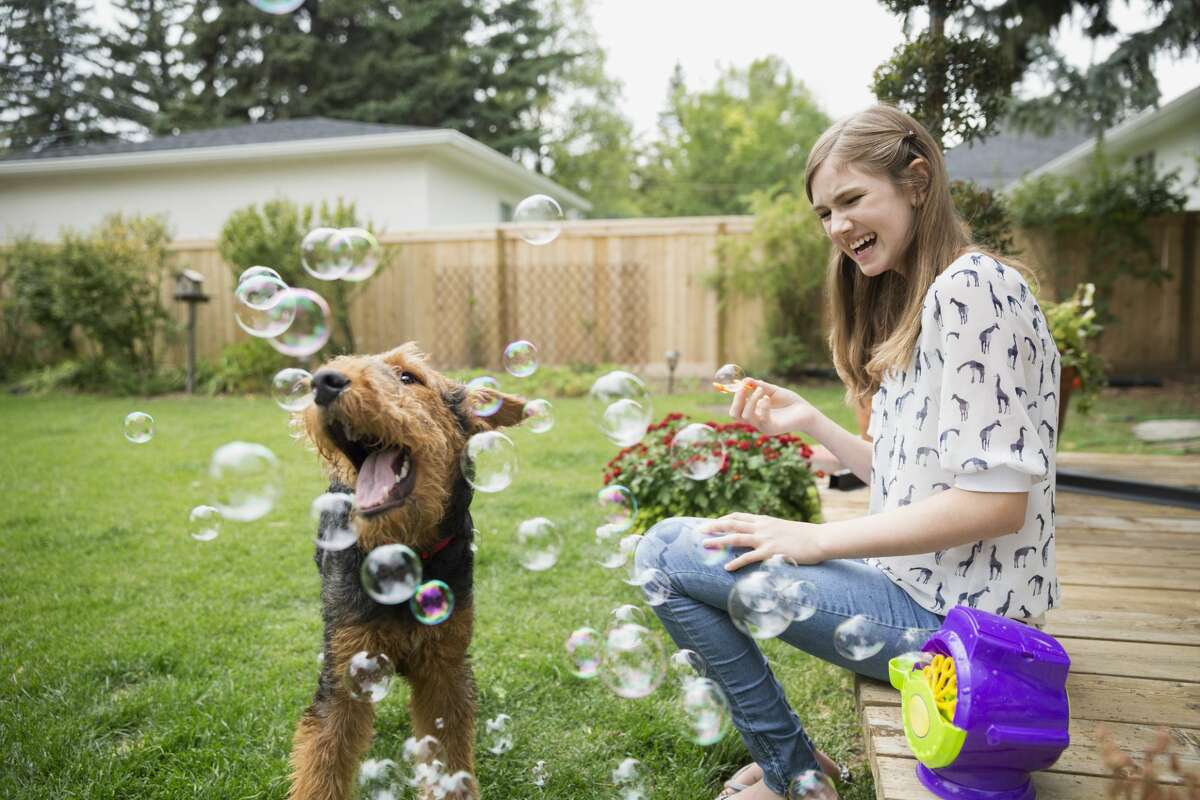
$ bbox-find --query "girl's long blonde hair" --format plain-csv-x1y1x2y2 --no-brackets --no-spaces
803,104,1039,411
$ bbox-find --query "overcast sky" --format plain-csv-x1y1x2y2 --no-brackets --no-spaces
88,0,1198,140
588,0,1199,139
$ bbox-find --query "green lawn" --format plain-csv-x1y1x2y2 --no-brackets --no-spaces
0,382,1195,799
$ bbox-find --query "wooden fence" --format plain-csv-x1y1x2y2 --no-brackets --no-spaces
164,211,1199,378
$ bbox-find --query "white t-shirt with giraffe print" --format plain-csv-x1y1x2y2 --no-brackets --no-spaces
864,252,1062,622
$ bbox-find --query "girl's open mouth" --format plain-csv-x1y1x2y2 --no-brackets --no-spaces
851,233,877,257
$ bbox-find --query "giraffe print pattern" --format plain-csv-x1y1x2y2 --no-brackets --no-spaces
865,252,1062,622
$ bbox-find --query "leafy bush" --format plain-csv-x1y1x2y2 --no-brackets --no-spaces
199,338,292,395
951,179,1015,255
604,413,824,533
1042,282,1107,417
218,198,385,356
716,189,830,377
2,214,177,391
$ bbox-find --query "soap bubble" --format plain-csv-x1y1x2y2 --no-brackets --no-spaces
312,492,357,551
245,0,306,14
235,270,288,309
357,758,403,800
607,604,647,629
597,485,637,532
670,423,725,481
402,734,444,765
235,274,296,338
779,579,820,623
633,567,671,607
466,376,503,417
612,758,649,799
408,760,447,794
598,533,641,571
727,571,790,640
124,411,154,443
532,760,549,788
787,770,838,799
361,544,422,604
337,227,381,282
237,265,282,285
439,771,478,800
503,339,539,377
713,363,745,392
599,622,667,699
272,367,314,411
516,517,562,571
301,227,352,280
589,371,653,447
565,627,603,679
669,649,707,681
679,676,731,745
484,713,513,755
209,441,281,521
410,580,454,625
268,288,331,358
522,399,555,433
345,650,394,703
898,627,933,651
188,505,222,542
512,194,563,246
833,615,887,661
698,535,731,566
461,431,518,493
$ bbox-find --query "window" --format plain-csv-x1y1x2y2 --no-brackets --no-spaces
1133,151,1156,175
499,201,513,222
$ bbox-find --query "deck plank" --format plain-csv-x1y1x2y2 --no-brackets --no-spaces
851,453,1200,799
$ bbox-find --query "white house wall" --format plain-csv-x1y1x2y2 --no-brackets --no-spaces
0,151,437,241
424,156,528,226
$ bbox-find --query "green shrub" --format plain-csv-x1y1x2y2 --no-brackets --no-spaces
951,179,1016,256
2,214,177,391
218,198,386,356
604,413,824,533
200,338,292,395
715,188,829,377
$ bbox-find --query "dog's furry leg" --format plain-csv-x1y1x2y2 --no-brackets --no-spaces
408,606,477,792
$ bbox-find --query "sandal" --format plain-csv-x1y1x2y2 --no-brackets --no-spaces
715,763,762,800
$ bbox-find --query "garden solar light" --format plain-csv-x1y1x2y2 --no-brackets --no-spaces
888,606,1071,800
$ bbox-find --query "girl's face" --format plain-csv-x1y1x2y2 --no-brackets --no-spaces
811,157,917,278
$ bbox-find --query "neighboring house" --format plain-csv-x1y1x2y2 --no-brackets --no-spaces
944,122,1091,191
0,118,590,241
1005,83,1200,210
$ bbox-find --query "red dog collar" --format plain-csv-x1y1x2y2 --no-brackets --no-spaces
419,536,455,561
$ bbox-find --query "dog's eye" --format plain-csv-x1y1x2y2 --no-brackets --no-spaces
399,371,420,385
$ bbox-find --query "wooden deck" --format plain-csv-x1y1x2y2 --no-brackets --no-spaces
814,452,1200,800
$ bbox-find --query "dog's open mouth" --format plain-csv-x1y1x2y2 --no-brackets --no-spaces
327,420,417,517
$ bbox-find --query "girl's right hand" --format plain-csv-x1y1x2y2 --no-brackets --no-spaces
729,378,818,436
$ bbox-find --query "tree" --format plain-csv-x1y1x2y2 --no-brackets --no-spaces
169,0,576,161
873,1,1200,147
0,0,110,152
94,0,193,136
537,0,642,217
636,57,830,217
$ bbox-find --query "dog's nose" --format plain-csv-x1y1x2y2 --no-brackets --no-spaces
312,370,351,407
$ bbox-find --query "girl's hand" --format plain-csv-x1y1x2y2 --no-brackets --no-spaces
697,513,828,570
729,378,818,436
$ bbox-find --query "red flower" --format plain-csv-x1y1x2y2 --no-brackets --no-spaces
738,441,751,451
1072,376,1082,390
815,470,826,478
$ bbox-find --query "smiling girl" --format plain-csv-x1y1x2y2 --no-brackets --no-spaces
634,104,1062,800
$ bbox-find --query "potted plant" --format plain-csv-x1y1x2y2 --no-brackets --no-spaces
1041,282,1107,438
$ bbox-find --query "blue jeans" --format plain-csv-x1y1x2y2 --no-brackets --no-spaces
635,517,945,796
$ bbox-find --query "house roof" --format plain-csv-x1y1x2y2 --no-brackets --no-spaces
1010,83,1200,190
0,116,591,211
944,123,1091,191
0,118,428,161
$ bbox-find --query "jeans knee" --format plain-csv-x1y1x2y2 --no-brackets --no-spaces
636,516,699,572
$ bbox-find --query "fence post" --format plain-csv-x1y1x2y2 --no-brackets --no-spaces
715,221,728,366
593,236,610,363
496,228,510,367
1181,211,1197,372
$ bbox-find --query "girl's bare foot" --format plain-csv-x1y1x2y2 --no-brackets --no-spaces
718,750,844,798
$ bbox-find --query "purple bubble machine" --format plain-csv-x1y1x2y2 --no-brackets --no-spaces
887,606,1071,799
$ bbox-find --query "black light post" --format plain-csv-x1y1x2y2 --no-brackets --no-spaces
173,270,210,394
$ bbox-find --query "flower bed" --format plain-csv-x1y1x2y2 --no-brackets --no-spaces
603,413,825,532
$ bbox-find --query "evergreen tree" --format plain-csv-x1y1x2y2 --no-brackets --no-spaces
95,0,193,136
0,0,110,153
169,0,575,159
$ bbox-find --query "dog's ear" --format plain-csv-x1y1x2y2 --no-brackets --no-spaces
450,383,527,432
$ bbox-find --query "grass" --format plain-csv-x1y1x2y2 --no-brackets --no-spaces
0,381,1195,799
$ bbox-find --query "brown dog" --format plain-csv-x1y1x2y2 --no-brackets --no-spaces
288,343,524,800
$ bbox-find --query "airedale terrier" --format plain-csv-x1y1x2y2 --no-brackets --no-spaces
288,342,524,800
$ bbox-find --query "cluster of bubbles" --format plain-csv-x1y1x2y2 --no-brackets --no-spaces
300,227,382,283
233,266,333,358
355,734,477,800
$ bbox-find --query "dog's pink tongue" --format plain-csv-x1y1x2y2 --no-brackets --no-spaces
356,449,398,509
